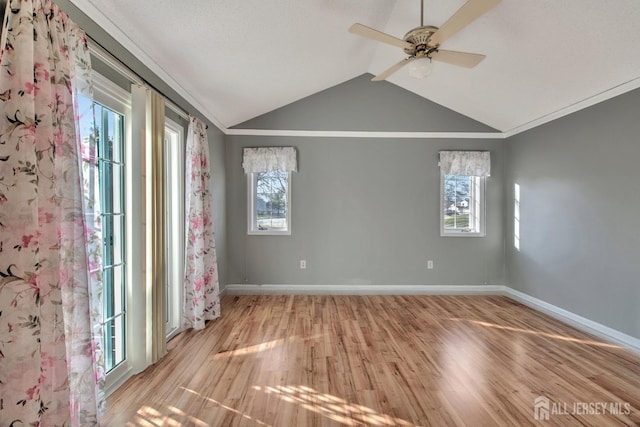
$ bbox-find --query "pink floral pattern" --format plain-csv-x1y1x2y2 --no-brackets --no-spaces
0,0,104,425
183,116,220,330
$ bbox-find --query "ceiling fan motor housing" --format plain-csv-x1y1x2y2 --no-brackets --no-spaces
349,0,500,80
403,25,439,56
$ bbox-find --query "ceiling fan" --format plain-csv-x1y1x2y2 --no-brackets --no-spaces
349,0,501,81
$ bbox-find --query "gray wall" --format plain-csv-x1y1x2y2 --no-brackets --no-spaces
226,136,505,288
208,127,227,287
504,89,640,339
228,75,504,288
235,74,497,133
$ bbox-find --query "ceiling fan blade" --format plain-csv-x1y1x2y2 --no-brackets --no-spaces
428,0,501,46
349,23,414,50
372,57,415,81
430,50,485,68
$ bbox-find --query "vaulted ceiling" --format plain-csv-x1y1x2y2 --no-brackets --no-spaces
70,0,640,135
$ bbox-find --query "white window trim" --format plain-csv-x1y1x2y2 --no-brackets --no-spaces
92,71,134,396
440,172,486,237
247,171,292,235
164,118,184,340
92,72,130,112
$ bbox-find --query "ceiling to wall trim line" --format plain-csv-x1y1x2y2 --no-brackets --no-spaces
228,74,640,139
502,75,640,138
69,0,226,131
225,129,506,139
70,0,640,139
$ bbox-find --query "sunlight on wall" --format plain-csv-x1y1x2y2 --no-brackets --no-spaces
514,183,521,251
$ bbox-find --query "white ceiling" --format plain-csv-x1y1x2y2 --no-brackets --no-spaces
71,0,640,134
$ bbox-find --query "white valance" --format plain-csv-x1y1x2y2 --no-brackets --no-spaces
439,151,491,177
242,147,298,173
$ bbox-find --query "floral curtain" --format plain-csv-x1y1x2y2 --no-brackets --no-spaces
242,146,298,174
439,150,491,176
0,0,104,425
183,116,220,330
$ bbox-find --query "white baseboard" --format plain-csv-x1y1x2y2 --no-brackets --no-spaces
104,364,132,397
224,283,639,354
503,287,640,355
225,283,506,296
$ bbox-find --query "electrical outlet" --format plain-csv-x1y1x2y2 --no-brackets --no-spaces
427,260,434,269
300,260,307,269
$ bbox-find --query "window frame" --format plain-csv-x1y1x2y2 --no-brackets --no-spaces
440,172,486,237
91,71,133,392
247,170,292,235
164,118,185,340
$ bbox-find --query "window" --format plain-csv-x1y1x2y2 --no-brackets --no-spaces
243,146,297,235
96,102,127,372
80,60,191,394
80,72,133,392
164,119,185,339
441,173,486,236
247,170,291,234
439,150,489,237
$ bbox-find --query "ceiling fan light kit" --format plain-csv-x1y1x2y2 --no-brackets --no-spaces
348,0,501,81
408,57,433,79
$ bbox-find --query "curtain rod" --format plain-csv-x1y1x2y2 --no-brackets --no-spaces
87,37,190,122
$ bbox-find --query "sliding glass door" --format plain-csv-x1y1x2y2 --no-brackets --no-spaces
96,103,127,372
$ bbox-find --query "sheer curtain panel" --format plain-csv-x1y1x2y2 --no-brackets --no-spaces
0,0,104,424
439,150,491,176
183,116,220,330
146,90,167,362
242,146,298,173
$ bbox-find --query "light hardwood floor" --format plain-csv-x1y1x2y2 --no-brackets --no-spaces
104,295,640,426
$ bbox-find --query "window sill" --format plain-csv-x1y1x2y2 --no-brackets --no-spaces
248,230,292,236
440,232,486,238
104,361,131,397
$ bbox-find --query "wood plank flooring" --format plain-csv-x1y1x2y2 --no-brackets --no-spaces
104,295,640,426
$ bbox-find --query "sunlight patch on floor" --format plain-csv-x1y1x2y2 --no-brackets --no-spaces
213,338,285,359
254,384,415,426
180,387,272,426
449,318,621,348
135,404,208,427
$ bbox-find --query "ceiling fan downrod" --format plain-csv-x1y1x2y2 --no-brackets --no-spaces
348,0,501,81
